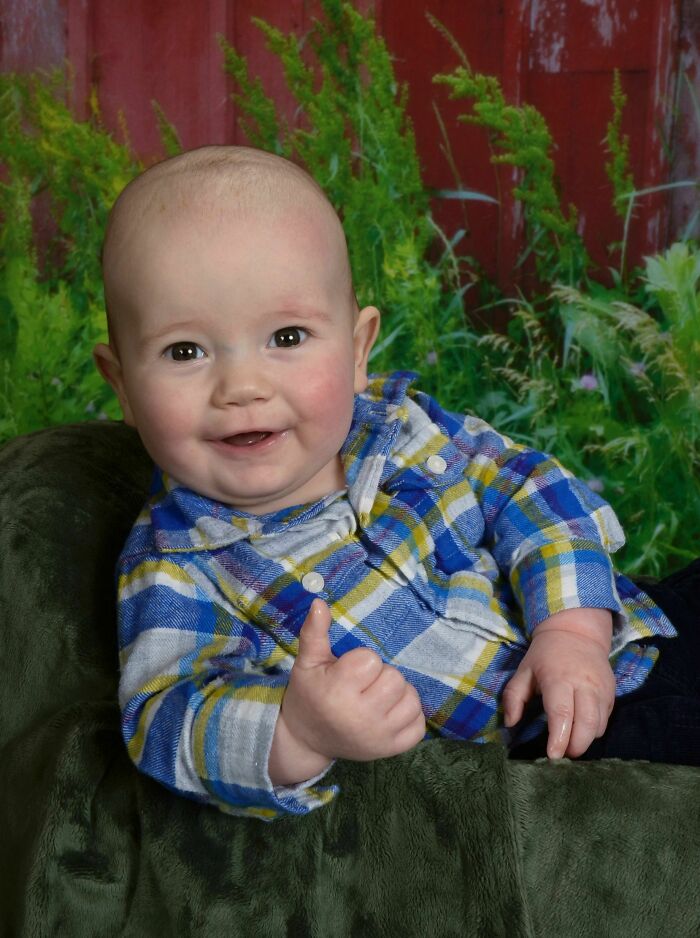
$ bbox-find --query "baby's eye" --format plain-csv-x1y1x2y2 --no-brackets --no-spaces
268,327,308,349
164,342,206,362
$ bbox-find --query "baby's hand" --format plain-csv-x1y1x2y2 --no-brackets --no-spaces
269,600,425,784
503,609,616,759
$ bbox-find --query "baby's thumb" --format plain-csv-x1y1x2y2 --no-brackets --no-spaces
296,599,336,670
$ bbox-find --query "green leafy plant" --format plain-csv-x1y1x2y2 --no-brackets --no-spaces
433,59,589,287
0,70,141,437
605,69,635,222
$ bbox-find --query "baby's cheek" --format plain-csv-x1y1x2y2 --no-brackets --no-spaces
139,395,183,437
131,385,198,459
303,363,355,430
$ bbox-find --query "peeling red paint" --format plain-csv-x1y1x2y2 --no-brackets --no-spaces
670,0,700,241
0,0,65,72
579,0,624,48
529,0,567,72
638,0,682,258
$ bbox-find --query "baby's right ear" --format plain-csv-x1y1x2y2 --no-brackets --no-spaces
92,343,135,426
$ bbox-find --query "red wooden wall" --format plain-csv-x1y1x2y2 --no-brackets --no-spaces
2,0,698,287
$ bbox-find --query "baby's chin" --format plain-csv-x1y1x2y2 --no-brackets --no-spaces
157,443,346,515
168,473,332,516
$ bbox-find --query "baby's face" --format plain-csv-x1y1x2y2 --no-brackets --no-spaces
96,199,379,514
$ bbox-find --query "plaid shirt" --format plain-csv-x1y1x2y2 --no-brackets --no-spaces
117,372,675,820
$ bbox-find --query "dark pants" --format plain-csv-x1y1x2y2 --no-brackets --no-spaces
510,559,700,765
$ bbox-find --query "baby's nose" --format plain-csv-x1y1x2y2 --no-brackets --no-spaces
211,360,273,407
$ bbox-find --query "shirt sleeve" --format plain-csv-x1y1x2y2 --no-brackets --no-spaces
422,393,627,635
117,550,337,820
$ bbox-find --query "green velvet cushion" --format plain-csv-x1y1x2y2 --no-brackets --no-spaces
1,422,699,937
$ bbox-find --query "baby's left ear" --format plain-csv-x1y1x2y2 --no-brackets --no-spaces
353,306,381,393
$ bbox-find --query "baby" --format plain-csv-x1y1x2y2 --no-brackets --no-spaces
94,145,684,821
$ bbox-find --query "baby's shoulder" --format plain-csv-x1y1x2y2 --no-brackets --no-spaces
118,503,163,566
405,386,503,458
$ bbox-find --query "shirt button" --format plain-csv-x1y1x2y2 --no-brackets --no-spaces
426,454,447,475
301,571,325,593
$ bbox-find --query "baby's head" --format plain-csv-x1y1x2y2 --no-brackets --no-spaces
94,145,380,514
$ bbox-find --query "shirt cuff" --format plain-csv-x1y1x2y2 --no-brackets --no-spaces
511,538,623,637
206,687,339,820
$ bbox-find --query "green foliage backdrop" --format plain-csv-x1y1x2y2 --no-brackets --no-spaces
0,0,698,573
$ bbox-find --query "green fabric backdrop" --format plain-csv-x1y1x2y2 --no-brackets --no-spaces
1,422,699,937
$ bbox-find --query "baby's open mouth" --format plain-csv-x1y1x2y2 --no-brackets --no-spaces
222,431,273,447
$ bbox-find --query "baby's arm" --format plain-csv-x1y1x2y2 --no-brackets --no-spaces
429,402,625,755
503,607,616,758
118,557,348,818
269,599,426,785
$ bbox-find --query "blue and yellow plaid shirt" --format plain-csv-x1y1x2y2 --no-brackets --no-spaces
117,372,675,820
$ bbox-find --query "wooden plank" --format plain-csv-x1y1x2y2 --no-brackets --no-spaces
382,0,509,284
0,0,65,73
528,68,647,270
207,0,234,145
65,0,90,120
639,0,682,254
499,0,531,291
527,0,568,74
669,0,700,242
85,0,239,162
525,0,681,269
565,0,655,73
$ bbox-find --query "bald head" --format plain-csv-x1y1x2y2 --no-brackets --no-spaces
102,146,354,342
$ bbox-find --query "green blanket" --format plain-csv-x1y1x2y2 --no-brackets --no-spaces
1,422,699,937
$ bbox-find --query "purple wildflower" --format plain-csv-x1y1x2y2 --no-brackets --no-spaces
578,373,599,391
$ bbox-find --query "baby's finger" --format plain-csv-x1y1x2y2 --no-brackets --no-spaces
566,688,602,757
385,711,427,757
334,645,384,690
502,668,534,728
362,663,410,711
296,599,335,670
384,682,424,731
597,696,614,739
541,682,573,759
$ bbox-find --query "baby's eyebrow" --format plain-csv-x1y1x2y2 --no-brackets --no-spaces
141,307,335,345
142,321,202,343
272,305,333,324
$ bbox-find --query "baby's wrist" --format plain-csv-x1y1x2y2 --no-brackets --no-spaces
534,607,613,653
268,710,333,787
